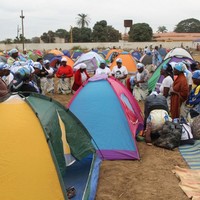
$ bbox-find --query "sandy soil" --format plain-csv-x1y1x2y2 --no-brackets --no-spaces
49,50,200,200
51,93,189,200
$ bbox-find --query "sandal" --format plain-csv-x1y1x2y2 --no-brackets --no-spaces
66,186,76,199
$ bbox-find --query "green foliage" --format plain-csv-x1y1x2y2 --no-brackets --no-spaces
129,23,153,42
107,26,121,42
92,20,107,42
13,34,31,43
40,31,55,43
80,27,92,42
92,20,120,42
76,13,90,28
174,18,200,33
72,27,92,42
157,26,168,33
4,38,13,44
55,29,68,38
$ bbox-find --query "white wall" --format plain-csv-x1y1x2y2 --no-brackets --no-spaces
0,41,196,51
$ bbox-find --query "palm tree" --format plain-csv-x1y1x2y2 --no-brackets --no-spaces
157,26,168,33
76,13,90,28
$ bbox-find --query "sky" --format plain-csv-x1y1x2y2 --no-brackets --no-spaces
0,0,200,41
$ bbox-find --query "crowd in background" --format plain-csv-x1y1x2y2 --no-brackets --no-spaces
0,45,200,145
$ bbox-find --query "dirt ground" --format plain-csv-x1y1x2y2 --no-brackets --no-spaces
50,50,200,200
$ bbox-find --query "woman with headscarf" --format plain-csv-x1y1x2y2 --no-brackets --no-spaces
95,60,111,76
56,57,73,94
159,63,174,108
11,66,39,97
186,70,200,119
43,60,55,94
170,62,189,119
132,63,149,101
72,63,90,92
7,49,20,66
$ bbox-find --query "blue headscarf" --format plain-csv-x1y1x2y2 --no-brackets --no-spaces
192,70,200,80
162,64,168,70
174,62,185,72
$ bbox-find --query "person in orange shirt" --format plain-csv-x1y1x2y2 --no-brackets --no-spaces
56,57,73,94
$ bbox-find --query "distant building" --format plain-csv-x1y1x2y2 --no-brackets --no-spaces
122,33,129,41
153,32,200,42
40,37,65,43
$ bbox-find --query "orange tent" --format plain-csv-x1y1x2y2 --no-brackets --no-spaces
110,53,137,74
105,49,123,63
48,49,64,56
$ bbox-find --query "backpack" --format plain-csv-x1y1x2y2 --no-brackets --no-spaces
179,118,194,145
153,121,182,150
180,122,194,145
191,115,200,139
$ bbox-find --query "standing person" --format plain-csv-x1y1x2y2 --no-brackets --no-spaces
0,63,13,89
38,60,48,95
159,63,174,108
56,57,73,94
7,49,20,66
133,63,149,101
95,60,111,76
72,63,90,92
0,77,10,101
32,62,42,93
111,58,128,85
152,46,162,69
43,60,55,93
183,61,193,92
185,70,200,120
158,44,167,59
170,62,189,119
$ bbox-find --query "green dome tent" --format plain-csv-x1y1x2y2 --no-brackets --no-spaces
0,93,100,200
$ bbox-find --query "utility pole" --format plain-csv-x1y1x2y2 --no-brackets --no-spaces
20,10,25,51
70,26,73,43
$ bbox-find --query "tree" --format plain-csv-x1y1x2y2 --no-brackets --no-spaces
31,37,40,43
13,36,20,43
92,20,121,42
157,26,168,33
92,20,107,42
79,27,92,42
71,27,92,42
129,23,153,42
76,13,90,28
174,18,200,33
40,30,55,43
13,34,31,43
4,38,13,44
55,29,70,42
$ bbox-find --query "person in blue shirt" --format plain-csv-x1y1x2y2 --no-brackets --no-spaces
152,46,162,68
186,70,200,119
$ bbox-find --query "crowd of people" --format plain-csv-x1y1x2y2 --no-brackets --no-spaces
0,46,200,146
